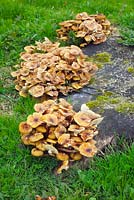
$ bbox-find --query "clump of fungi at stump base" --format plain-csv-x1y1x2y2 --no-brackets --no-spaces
19,99,103,174
11,38,97,99
57,12,111,47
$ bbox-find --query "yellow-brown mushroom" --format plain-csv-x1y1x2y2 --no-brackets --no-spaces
56,152,69,161
31,148,44,157
29,85,45,97
19,121,32,135
73,111,92,127
29,132,44,142
42,114,58,126
79,142,97,157
27,112,43,128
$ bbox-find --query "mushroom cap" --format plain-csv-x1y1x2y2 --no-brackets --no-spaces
19,90,28,98
24,45,36,53
70,152,82,160
42,100,56,113
11,70,20,77
27,112,43,128
31,148,44,157
75,12,90,20
59,98,73,110
79,142,97,157
42,114,58,126
20,68,30,76
29,132,44,142
19,121,32,135
56,152,69,161
34,103,46,113
71,136,83,143
21,134,35,145
54,125,67,138
44,144,58,155
36,140,47,151
73,111,92,127
36,125,47,133
80,130,94,141
84,35,92,42
90,117,104,126
71,82,83,89
68,124,85,134
46,138,57,144
58,134,71,147
81,104,101,119
48,128,56,139
29,85,45,97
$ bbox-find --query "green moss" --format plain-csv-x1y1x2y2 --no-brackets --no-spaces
86,92,120,110
127,66,134,75
116,102,134,113
87,91,134,114
87,52,112,68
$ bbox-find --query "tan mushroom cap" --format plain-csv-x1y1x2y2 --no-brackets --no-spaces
29,85,45,97
54,125,67,138
20,68,30,76
36,125,47,133
36,140,47,151
46,138,57,144
19,121,32,135
56,152,69,161
68,124,85,134
42,114,58,126
70,152,82,160
79,142,97,157
42,99,56,111
27,112,43,128
24,45,36,53
29,132,44,142
48,128,56,140
58,134,71,147
80,130,94,141
71,82,83,89
59,98,73,110
71,136,83,143
34,103,46,113
90,117,104,126
75,12,90,20
19,90,28,98
73,111,92,127
21,134,34,145
44,144,58,155
81,104,101,119
11,70,20,77
31,148,44,157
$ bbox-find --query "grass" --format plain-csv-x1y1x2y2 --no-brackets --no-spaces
0,0,134,199
0,0,134,67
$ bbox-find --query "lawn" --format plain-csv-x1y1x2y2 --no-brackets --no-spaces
0,0,134,199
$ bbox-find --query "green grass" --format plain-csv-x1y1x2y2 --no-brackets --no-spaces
0,0,134,199
0,0,134,67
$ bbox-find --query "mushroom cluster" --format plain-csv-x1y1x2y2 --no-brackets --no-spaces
11,37,97,98
19,99,103,174
57,12,111,46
